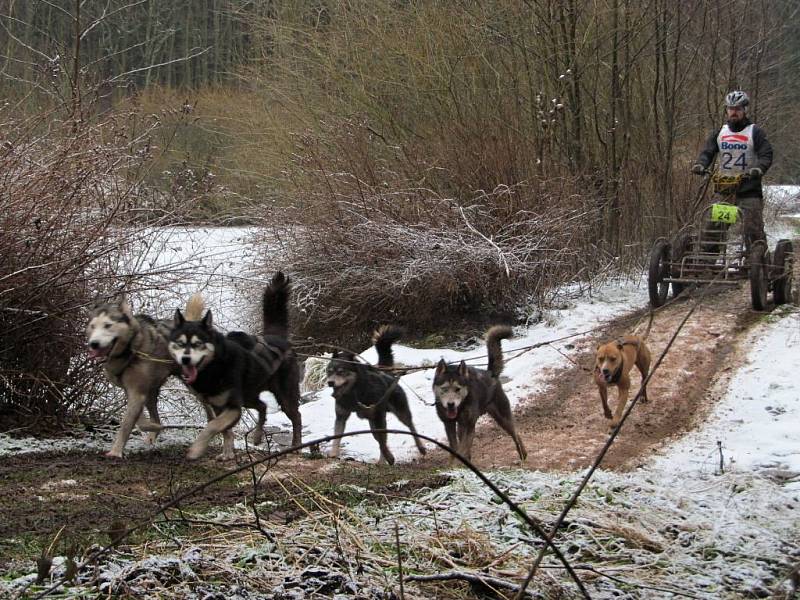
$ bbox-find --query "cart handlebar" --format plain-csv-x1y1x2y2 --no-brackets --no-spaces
696,169,751,180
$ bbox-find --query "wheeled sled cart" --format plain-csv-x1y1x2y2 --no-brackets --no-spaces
647,174,793,310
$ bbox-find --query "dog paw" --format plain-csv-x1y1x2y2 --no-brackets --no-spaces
186,445,206,461
216,452,235,462
104,450,123,459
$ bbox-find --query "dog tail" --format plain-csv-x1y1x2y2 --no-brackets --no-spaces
373,325,403,369
262,271,291,337
184,293,206,321
485,325,513,378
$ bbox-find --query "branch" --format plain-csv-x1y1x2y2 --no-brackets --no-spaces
106,46,212,83
80,0,148,41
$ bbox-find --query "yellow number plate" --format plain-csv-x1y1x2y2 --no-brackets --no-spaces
711,203,739,224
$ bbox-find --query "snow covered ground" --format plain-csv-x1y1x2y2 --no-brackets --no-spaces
649,305,800,488
1,188,798,475
1,187,798,598
280,281,645,462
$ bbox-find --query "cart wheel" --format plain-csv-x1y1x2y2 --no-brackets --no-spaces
772,239,794,305
671,228,695,298
648,239,671,308
749,241,768,311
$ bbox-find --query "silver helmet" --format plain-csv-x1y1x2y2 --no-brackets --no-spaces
724,90,749,108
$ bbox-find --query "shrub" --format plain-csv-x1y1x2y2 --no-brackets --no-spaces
0,106,190,427
249,117,609,349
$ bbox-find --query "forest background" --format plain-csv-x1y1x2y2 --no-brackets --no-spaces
1,0,799,423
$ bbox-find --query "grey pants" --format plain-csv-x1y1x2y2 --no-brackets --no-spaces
736,196,766,249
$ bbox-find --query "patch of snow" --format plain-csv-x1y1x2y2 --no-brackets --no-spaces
650,308,800,488
40,479,78,490
271,276,646,464
0,425,200,458
365,467,800,597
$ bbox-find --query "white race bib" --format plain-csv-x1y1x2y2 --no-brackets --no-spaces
716,123,755,174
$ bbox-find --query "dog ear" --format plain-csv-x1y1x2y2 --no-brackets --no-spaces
201,310,213,329
119,297,132,317
457,360,469,378
174,308,185,327
435,358,447,376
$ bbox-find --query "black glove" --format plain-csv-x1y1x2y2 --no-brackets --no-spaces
749,167,763,179
691,164,705,175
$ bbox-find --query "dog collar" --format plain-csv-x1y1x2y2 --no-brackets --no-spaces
109,336,134,361
609,363,623,384
105,329,140,375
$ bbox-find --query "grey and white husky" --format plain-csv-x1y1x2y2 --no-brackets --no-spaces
433,325,527,463
86,299,179,458
168,272,303,460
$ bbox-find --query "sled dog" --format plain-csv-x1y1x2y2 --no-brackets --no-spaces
168,272,303,460
86,299,178,458
433,325,527,463
593,317,653,429
326,326,427,465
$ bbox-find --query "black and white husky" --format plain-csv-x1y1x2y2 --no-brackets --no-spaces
168,272,302,460
325,326,426,465
433,325,527,463
86,299,178,458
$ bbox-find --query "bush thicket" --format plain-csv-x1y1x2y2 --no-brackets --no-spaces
238,0,798,344
0,105,195,427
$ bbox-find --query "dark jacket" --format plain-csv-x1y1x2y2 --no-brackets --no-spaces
695,117,773,198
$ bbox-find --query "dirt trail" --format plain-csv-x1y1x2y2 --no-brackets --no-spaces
425,282,765,472
0,272,789,565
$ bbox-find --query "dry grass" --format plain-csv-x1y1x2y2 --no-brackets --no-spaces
128,86,302,211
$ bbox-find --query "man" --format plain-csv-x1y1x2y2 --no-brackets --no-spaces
691,90,773,253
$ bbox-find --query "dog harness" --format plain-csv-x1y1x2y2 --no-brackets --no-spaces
251,336,289,376
104,324,172,380
103,329,140,380
607,364,623,385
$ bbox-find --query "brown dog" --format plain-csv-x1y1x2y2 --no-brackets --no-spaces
593,335,651,429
